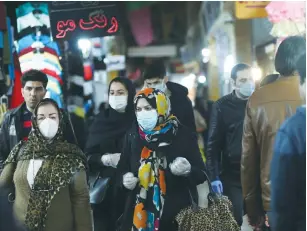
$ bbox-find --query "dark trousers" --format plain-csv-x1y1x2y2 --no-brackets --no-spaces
221,176,243,227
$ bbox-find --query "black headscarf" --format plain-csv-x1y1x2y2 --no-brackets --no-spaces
85,77,136,151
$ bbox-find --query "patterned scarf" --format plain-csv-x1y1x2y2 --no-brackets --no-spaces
5,110,87,231
132,88,178,230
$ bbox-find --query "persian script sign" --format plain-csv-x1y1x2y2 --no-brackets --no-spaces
49,2,120,40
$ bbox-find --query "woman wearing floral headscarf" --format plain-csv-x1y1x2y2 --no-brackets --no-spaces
117,88,206,231
0,98,93,231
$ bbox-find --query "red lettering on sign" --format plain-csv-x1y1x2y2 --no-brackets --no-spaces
55,15,119,38
79,13,108,30
56,20,76,38
107,17,119,33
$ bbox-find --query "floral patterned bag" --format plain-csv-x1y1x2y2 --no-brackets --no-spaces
175,170,240,231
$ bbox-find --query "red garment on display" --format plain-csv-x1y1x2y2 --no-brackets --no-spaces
83,63,93,81
10,53,24,109
41,68,63,84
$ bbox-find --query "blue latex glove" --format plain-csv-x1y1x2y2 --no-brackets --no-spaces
211,180,223,194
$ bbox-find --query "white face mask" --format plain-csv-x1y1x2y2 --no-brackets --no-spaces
152,82,166,92
237,81,255,97
38,118,59,139
109,96,128,113
137,110,158,131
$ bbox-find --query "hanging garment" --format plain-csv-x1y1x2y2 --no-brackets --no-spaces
16,2,49,18
47,76,62,95
18,25,51,40
40,69,63,85
19,52,62,72
10,52,24,109
17,12,50,33
0,31,3,49
17,35,60,55
18,46,59,57
20,59,62,75
45,89,64,108
3,18,13,65
83,62,93,81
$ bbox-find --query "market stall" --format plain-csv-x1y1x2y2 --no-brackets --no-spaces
16,2,64,108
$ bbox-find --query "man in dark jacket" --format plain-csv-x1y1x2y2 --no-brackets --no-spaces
0,70,77,172
206,63,254,227
142,60,196,131
270,53,306,231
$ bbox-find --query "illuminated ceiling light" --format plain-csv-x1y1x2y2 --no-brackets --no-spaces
198,75,207,84
78,39,91,51
78,39,92,58
201,48,210,57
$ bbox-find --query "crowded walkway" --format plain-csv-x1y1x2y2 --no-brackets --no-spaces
0,1,306,231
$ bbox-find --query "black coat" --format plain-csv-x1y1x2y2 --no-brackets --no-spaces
206,91,247,181
85,127,126,231
0,103,78,172
85,77,136,231
166,82,196,132
117,122,206,231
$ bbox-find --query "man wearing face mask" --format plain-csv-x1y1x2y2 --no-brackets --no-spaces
0,70,77,173
206,63,254,227
142,60,196,131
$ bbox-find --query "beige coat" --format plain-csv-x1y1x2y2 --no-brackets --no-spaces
0,159,93,231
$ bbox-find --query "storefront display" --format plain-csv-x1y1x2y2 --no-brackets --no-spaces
16,2,64,108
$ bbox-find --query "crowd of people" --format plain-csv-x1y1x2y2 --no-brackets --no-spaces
0,35,305,231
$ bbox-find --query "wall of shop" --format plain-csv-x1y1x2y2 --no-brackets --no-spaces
235,19,253,64
252,18,276,78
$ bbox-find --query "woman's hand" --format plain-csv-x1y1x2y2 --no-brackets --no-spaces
101,153,121,168
123,172,138,190
169,157,191,176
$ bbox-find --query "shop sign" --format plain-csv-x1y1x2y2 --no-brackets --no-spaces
235,1,269,19
49,2,120,41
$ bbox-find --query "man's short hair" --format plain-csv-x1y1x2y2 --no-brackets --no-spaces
21,70,48,89
230,63,251,81
275,36,306,77
143,59,166,80
296,53,306,84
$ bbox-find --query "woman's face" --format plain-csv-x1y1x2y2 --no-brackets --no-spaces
36,104,59,126
109,82,128,96
136,98,155,113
